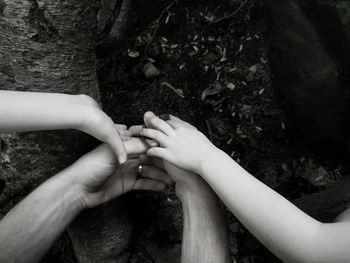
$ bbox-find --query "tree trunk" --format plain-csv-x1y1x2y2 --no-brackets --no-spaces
0,1,133,262
267,0,350,145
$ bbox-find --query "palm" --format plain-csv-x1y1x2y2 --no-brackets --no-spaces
74,144,172,208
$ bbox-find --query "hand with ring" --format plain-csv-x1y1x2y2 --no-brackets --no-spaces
71,139,174,209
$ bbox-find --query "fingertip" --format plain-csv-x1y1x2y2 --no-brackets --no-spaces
146,139,159,147
116,124,127,130
129,125,143,136
118,154,127,164
144,111,155,121
146,148,154,156
116,145,128,164
144,111,155,116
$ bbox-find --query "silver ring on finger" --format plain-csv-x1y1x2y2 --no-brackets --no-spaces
137,164,143,178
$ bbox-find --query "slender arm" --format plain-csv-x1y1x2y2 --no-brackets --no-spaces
0,166,84,263
0,90,89,133
199,149,350,263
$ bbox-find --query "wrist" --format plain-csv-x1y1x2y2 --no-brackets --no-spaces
73,98,101,133
49,165,87,212
197,146,223,175
175,176,215,202
56,94,95,131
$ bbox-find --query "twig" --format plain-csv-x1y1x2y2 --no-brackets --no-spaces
160,81,184,98
210,0,250,24
143,0,177,59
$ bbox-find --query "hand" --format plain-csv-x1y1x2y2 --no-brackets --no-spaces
129,111,218,174
70,138,173,208
140,154,207,196
75,94,129,163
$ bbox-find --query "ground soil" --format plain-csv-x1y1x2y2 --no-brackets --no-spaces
96,0,349,262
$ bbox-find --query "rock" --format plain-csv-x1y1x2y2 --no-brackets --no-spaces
143,62,161,79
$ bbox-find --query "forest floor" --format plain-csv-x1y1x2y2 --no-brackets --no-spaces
98,0,346,262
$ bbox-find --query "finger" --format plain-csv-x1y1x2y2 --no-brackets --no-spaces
141,128,169,146
124,138,158,155
139,154,165,170
128,125,143,136
107,128,127,164
116,124,128,130
159,113,171,121
116,124,131,140
147,147,173,163
168,115,197,130
133,178,167,192
119,129,132,137
142,165,174,186
144,111,174,135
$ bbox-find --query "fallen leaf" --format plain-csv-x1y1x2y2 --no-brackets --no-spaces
128,50,140,58
227,82,235,91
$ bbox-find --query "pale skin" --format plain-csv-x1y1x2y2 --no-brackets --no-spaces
0,90,128,163
137,111,350,263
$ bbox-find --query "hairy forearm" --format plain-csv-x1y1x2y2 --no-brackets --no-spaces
0,90,89,133
200,149,350,263
0,167,84,263
177,180,230,263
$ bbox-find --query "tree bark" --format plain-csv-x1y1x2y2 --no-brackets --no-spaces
0,1,133,262
267,0,350,144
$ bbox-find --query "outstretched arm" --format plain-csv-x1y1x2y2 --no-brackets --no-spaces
0,138,172,263
200,150,350,263
0,90,127,163
140,111,350,263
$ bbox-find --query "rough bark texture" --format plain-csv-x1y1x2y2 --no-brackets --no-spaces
0,0,99,207
268,0,350,143
0,1,133,262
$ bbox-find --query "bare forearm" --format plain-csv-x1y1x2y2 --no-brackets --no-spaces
0,167,84,263
0,91,87,133
200,149,350,263
177,180,230,263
